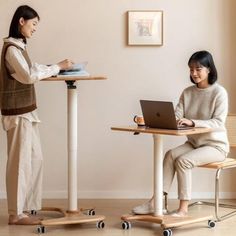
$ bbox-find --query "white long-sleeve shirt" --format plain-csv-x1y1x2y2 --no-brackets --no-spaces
1,37,60,131
175,83,229,154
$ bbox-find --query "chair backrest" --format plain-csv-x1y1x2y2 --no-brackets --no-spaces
226,114,236,148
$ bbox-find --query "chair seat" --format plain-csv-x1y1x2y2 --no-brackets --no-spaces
199,158,236,169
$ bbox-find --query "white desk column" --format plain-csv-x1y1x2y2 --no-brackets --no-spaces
153,134,163,216
67,81,78,211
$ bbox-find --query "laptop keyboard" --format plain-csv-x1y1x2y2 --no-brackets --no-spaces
177,125,193,130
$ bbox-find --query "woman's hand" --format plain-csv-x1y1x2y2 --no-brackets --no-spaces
57,59,74,70
177,118,194,127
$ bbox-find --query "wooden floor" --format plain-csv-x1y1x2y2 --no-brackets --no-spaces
1,199,236,236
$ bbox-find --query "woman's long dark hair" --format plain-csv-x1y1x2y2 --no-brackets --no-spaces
8,5,40,43
188,50,218,85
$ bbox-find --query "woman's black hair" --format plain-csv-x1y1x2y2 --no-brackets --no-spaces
188,50,217,85
8,5,40,43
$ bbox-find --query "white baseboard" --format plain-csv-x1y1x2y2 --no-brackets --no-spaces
1,191,236,199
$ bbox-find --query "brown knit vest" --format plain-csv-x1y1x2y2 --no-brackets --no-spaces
0,41,37,115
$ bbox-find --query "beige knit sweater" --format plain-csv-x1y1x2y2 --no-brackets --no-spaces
175,83,229,155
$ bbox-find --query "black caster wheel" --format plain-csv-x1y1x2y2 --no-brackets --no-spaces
36,226,46,234
87,209,95,215
208,220,216,228
122,221,131,230
163,229,172,236
31,210,37,215
96,220,105,229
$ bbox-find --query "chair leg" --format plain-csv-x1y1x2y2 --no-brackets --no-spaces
215,168,236,221
189,167,236,221
215,168,220,221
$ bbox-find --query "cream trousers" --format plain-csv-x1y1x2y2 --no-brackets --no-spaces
6,117,43,215
163,142,226,200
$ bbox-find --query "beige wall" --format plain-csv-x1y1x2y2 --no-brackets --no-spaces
0,0,236,199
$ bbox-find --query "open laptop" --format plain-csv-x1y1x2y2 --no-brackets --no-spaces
140,100,191,130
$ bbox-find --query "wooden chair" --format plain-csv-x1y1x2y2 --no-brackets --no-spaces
188,114,236,221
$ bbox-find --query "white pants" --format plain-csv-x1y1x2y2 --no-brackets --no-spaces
163,142,226,200
6,117,43,215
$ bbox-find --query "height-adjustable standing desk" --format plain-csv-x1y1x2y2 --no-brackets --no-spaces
111,125,216,236
37,76,106,233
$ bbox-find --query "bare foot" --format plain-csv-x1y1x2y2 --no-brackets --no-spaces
8,214,41,225
170,210,188,217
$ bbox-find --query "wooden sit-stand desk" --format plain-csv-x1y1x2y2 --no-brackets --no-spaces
37,76,106,233
111,125,215,236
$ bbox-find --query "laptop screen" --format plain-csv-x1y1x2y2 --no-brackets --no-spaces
140,100,178,129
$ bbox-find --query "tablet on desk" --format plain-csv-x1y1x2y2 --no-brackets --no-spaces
58,62,90,77
57,70,90,77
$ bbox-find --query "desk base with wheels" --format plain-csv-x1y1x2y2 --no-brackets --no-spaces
121,214,215,236
37,207,105,234
38,76,106,233
111,126,215,236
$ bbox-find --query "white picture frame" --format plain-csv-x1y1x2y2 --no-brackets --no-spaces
128,10,163,46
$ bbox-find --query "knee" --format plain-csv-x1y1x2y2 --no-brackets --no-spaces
175,157,194,170
163,150,173,163
165,149,173,159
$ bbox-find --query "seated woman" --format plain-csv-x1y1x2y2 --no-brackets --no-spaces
132,50,229,217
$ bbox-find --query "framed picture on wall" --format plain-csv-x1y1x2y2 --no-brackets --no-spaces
128,10,163,46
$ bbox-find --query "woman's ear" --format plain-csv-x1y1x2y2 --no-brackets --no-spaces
19,17,25,26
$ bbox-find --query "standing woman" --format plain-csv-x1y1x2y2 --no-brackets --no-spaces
132,50,229,217
0,5,73,225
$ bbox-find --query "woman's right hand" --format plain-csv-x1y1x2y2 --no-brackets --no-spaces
57,59,74,70
177,118,194,127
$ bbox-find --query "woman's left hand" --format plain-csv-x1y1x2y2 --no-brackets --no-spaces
177,118,194,127
57,59,74,70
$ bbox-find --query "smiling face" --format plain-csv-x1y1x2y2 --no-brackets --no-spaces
19,17,39,38
189,62,210,88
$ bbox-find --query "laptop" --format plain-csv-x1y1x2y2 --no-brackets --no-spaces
140,100,191,130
